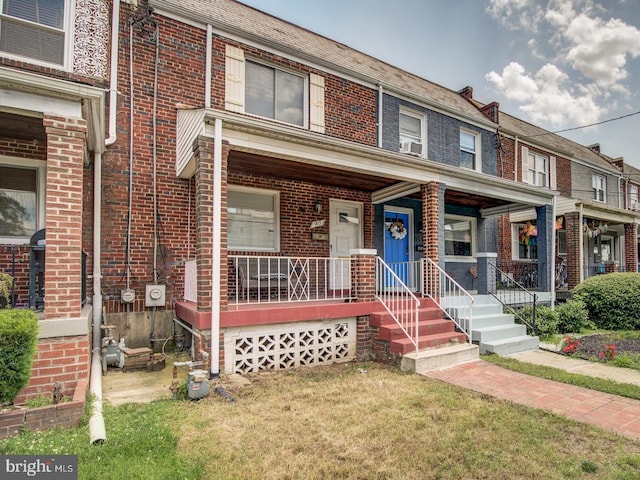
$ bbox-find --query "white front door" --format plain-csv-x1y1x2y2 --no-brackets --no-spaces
329,200,363,291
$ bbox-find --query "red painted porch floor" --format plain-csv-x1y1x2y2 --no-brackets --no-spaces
423,357,640,441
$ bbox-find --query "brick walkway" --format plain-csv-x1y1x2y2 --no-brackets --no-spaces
423,359,640,441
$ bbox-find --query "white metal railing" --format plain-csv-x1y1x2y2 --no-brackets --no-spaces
424,258,473,341
375,257,421,353
230,255,355,305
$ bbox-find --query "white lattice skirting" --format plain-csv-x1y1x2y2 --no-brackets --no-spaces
223,319,357,374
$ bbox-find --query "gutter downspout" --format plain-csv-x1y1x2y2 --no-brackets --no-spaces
377,84,383,148
205,25,213,109
579,202,584,283
89,0,120,444
89,152,106,445
551,195,556,307
211,118,222,377
105,0,120,146
514,136,519,182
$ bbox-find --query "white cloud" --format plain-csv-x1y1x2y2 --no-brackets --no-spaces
485,0,638,129
486,62,602,128
486,0,544,31
563,15,640,86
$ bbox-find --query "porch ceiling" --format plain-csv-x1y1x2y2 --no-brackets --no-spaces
228,150,511,210
0,111,45,143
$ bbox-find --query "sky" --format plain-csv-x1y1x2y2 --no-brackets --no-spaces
238,0,640,168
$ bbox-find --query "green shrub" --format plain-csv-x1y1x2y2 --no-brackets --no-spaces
0,309,38,404
572,273,640,330
516,304,558,339
555,299,593,333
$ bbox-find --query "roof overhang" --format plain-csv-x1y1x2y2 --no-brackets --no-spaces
0,66,105,153
176,108,555,210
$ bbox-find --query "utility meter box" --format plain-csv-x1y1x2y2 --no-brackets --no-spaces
145,284,166,307
121,289,135,304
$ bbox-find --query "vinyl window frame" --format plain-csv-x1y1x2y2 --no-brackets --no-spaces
0,156,46,244
0,0,74,69
227,185,281,252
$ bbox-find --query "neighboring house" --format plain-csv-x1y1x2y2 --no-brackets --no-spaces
0,0,109,402
460,87,639,296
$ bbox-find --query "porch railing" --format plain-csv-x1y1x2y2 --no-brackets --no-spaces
423,258,473,341
229,255,355,305
375,257,420,353
489,262,537,335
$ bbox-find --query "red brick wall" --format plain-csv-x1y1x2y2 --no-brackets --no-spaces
100,5,205,312
15,336,90,404
210,37,378,147
43,114,86,319
0,138,47,160
625,223,638,273
565,212,581,289
227,172,374,257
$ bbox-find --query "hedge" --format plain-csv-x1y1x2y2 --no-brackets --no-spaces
0,309,38,404
572,273,640,330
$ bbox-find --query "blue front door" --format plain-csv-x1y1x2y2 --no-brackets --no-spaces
384,210,411,287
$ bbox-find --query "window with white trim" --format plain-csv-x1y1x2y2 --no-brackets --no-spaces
444,215,476,259
512,222,538,260
629,184,638,210
399,108,425,156
520,146,556,189
592,175,606,202
225,46,324,131
228,186,280,251
0,159,46,243
0,0,71,67
460,129,480,171
245,60,305,126
527,152,547,187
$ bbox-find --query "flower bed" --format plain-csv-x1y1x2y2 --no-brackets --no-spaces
0,379,87,439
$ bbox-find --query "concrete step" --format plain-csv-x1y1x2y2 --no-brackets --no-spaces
472,323,527,343
377,319,456,341
391,331,468,355
469,312,515,329
401,343,479,373
480,335,540,356
370,307,442,327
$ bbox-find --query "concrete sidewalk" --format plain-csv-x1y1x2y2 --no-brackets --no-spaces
511,347,640,387
422,349,640,441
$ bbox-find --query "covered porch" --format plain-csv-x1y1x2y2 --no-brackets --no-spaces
174,108,556,375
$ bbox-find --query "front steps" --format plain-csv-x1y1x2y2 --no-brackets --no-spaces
371,300,478,372
372,295,539,373
461,295,539,355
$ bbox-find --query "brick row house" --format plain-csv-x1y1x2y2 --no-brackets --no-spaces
459,87,639,296
0,0,635,407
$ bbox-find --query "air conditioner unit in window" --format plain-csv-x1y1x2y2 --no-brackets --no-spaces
632,200,640,211
400,140,423,156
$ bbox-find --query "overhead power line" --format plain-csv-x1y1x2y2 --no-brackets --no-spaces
523,110,640,138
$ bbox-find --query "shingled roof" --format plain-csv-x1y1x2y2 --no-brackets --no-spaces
151,0,495,127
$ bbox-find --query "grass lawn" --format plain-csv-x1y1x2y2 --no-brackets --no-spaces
2,362,640,479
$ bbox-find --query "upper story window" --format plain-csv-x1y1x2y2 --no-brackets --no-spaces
228,186,280,252
592,174,606,202
520,146,556,189
527,152,548,187
0,0,70,67
460,129,480,171
225,45,326,132
629,184,638,210
0,158,46,243
399,108,424,156
444,215,476,259
245,60,305,126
